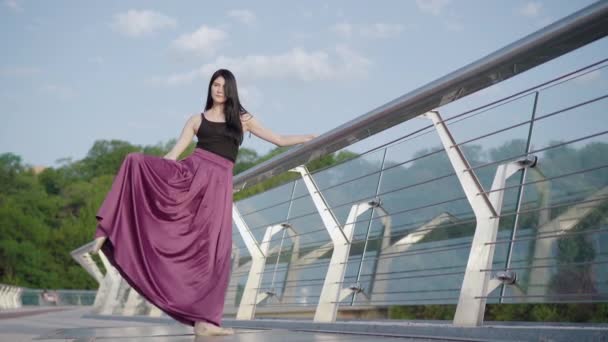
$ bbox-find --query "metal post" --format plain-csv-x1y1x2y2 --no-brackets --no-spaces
96,251,122,315
269,181,297,298
233,204,265,320
351,149,387,305
500,91,539,301
289,165,376,322
234,202,295,319
422,110,534,326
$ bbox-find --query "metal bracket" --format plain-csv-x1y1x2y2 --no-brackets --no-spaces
289,165,376,322
422,110,536,327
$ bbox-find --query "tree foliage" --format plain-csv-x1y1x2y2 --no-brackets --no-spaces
0,139,357,290
1,137,606,324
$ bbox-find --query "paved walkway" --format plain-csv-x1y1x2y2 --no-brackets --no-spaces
0,306,160,341
1,306,607,341
0,306,433,342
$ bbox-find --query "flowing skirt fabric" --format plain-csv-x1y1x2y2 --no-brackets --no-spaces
94,148,234,327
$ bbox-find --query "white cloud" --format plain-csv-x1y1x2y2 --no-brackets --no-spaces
331,22,404,39
413,1,462,32
415,0,451,16
519,2,542,17
227,9,256,25
334,44,371,78
172,25,228,56
0,66,40,77
150,46,371,86
360,23,404,38
331,22,353,38
4,0,23,12
111,10,177,37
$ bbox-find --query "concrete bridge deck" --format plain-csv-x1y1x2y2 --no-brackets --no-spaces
1,306,607,341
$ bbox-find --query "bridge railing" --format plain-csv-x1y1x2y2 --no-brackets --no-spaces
71,1,608,327
226,56,608,326
0,283,96,308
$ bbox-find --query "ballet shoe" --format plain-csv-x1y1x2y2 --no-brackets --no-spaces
91,236,107,254
194,321,234,336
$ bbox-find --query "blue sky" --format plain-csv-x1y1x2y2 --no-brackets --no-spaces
0,0,605,168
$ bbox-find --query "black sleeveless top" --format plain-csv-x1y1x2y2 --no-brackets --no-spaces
195,113,239,162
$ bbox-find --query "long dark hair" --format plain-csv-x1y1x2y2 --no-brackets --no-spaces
204,69,248,146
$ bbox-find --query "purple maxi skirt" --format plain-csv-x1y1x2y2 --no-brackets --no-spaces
94,147,234,327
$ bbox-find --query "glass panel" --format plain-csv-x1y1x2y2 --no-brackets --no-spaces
531,98,608,155
366,235,472,305
383,126,442,169
447,93,535,146
535,64,608,117
379,143,472,238
227,53,608,314
501,229,608,303
236,181,294,242
257,227,293,307
313,150,384,224
450,94,534,191
225,222,250,310
504,101,608,303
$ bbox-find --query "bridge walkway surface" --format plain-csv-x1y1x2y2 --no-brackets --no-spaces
1,306,607,341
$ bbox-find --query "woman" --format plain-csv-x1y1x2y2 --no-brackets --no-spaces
91,69,316,336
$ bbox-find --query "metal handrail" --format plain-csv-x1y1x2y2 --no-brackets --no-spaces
233,0,608,192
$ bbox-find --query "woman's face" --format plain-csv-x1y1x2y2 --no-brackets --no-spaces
211,76,226,105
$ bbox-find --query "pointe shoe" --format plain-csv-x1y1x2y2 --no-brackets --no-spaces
91,236,107,254
194,321,234,336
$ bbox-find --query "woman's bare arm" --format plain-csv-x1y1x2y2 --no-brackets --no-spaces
163,115,197,160
242,113,316,147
